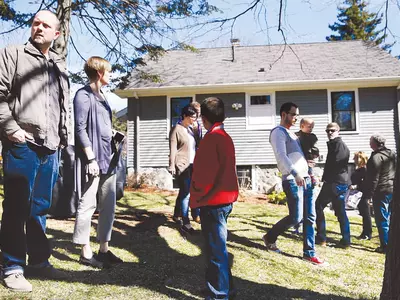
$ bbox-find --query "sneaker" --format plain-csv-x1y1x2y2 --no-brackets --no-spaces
172,216,182,225
79,255,103,268
375,246,386,254
337,239,351,249
180,225,196,235
303,256,329,266
315,237,327,247
3,273,32,292
262,234,282,253
25,265,68,280
96,250,123,265
193,216,201,224
357,234,371,240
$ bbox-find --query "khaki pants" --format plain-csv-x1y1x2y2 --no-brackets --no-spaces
73,173,117,244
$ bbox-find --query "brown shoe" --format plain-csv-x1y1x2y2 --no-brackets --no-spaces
193,216,201,224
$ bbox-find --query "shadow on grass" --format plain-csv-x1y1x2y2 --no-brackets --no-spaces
42,206,360,300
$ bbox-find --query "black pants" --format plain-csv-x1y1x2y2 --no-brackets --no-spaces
357,196,372,236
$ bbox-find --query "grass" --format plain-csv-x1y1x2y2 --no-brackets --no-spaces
0,187,385,300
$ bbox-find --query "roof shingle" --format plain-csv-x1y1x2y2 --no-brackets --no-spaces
124,40,400,89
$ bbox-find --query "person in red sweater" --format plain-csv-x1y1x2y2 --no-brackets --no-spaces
190,97,239,300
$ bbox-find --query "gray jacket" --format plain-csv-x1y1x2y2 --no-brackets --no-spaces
0,39,69,148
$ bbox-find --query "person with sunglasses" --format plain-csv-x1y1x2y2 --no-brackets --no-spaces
315,122,351,248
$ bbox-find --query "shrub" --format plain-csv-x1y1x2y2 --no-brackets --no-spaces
267,191,287,205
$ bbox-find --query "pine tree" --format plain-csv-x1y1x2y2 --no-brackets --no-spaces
326,0,392,51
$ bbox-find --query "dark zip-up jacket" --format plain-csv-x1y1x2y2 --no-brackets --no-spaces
364,147,396,199
322,136,350,184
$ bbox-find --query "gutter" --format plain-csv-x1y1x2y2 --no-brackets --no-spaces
115,76,400,98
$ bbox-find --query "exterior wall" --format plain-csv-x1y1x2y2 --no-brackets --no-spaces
127,87,399,189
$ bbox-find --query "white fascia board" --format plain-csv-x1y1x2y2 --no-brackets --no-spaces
115,77,400,98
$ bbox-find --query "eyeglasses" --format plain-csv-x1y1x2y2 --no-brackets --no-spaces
325,129,337,133
189,115,198,119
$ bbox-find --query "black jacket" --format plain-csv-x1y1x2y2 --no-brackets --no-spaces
351,167,367,193
364,147,396,198
322,137,350,184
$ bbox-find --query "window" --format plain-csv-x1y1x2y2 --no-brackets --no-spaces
330,91,356,131
246,93,275,130
237,166,252,189
170,97,192,127
250,95,271,105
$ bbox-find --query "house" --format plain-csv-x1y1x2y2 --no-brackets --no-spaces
115,40,400,192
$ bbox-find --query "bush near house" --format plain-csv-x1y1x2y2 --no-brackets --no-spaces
267,191,287,205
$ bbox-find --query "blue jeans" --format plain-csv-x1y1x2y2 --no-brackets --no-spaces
200,204,233,300
0,142,59,275
173,166,191,225
315,182,350,244
266,177,316,258
373,193,392,248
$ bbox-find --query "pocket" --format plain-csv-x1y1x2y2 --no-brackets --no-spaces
9,142,29,159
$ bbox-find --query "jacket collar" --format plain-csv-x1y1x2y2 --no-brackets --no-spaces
207,122,224,134
24,39,62,63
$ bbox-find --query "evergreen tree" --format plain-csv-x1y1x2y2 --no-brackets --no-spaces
326,0,392,51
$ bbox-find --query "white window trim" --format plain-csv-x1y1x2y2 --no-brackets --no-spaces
166,95,195,137
327,88,360,134
245,92,276,130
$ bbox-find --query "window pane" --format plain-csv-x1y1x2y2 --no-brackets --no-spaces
332,92,355,111
171,97,191,127
333,111,356,131
250,95,270,105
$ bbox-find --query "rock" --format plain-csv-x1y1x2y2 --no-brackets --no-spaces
138,168,173,190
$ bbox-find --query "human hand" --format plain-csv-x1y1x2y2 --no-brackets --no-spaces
295,174,305,186
349,185,357,190
7,129,33,143
86,160,100,177
168,167,176,176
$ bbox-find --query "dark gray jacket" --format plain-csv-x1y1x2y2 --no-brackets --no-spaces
0,39,69,148
364,147,396,198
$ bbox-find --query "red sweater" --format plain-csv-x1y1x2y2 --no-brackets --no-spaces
190,123,239,208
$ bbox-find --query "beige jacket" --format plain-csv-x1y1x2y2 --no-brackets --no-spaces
0,39,69,147
169,124,190,175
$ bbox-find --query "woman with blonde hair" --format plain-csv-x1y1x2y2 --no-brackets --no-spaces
72,56,123,267
350,151,372,240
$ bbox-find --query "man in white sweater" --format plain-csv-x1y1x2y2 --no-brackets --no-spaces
263,102,325,265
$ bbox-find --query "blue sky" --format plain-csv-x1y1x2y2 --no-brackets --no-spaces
0,0,399,111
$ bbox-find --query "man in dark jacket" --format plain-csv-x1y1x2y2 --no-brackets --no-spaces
315,122,351,248
364,134,396,253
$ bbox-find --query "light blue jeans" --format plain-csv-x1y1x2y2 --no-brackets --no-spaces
373,193,392,248
266,177,316,258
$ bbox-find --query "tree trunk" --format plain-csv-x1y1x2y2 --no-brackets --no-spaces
380,137,400,299
53,0,72,63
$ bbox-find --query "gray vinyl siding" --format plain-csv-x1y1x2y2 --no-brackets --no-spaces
276,90,329,161
348,87,397,155
138,96,169,167
127,98,137,169
128,86,398,170
196,93,271,165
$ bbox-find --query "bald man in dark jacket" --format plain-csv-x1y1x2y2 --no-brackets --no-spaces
365,134,396,253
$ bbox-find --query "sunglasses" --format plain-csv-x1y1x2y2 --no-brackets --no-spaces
288,112,299,117
325,129,337,133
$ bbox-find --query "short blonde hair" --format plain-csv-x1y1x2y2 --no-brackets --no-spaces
354,151,368,168
300,117,314,127
84,56,111,81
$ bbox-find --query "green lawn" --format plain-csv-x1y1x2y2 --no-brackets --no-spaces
0,188,384,299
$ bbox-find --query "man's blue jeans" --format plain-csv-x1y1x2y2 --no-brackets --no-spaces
373,192,392,248
0,142,59,275
200,204,233,300
266,177,316,258
315,182,350,244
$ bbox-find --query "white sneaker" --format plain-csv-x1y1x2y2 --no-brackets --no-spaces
3,273,32,292
262,234,282,254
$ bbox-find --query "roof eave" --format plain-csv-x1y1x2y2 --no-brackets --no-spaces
114,76,400,98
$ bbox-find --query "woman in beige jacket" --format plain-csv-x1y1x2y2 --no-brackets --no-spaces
169,105,198,234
